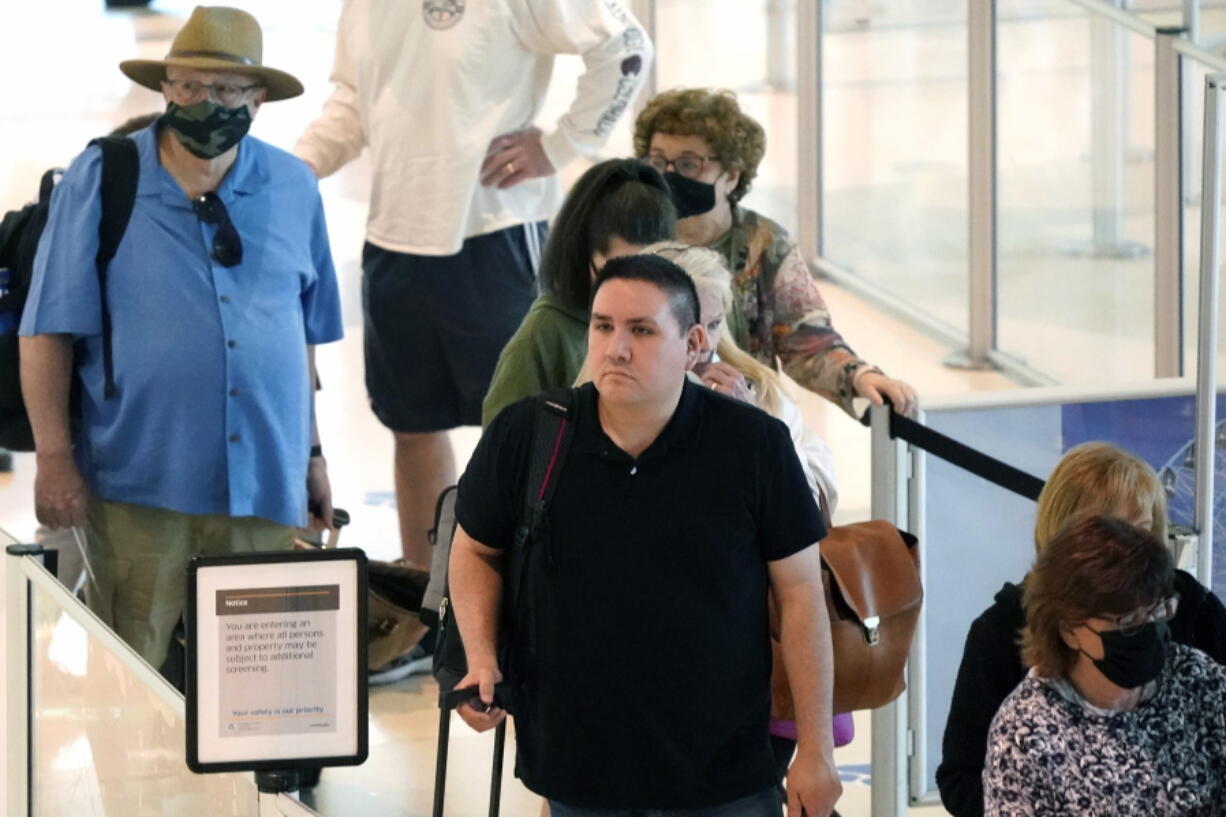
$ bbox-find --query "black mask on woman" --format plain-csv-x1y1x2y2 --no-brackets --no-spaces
1083,619,1171,689
161,100,253,160
664,171,717,219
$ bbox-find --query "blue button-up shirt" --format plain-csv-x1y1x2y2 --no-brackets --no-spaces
20,125,343,527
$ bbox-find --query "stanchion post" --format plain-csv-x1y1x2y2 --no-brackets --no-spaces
1194,73,1223,586
797,0,822,263
952,0,998,371
1183,1,1201,200
5,547,33,817
869,407,908,817
1155,28,1187,378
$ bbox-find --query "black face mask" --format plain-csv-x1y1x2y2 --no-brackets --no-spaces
162,100,253,160
664,171,717,219
1083,619,1171,689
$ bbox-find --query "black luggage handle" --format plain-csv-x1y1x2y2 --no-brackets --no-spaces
440,682,513,712
434,692,508,817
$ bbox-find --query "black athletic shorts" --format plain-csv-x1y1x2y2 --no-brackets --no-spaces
361,223,544,432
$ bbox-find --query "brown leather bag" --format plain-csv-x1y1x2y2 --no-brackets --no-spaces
771,520,921,717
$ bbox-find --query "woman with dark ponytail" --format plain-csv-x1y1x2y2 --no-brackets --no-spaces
480,159,677,425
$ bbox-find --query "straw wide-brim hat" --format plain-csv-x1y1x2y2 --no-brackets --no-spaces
119,6,303,102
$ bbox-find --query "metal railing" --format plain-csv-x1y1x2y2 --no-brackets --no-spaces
1194,73,1222,587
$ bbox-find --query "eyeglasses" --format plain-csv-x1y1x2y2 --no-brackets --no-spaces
1090,594,1181,637
192,192,243,267
164,79,263,108
642,152,721,180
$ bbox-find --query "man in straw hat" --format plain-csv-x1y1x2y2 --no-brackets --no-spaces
295,3,653,670
19,6,343,671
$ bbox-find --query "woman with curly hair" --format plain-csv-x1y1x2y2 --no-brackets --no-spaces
635,88,915,417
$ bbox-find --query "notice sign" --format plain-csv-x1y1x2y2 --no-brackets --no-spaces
218,585,339,738
187,550,367,773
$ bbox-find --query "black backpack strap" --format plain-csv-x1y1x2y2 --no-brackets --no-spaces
501,389,577,678
432,390,579,702
37,167,59,207
88,136,139,399
519,388,578,547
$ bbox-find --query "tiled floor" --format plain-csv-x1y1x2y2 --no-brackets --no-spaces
4,0,1190,815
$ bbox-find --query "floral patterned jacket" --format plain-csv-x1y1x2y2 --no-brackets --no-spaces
984,645,1226,817
710,206,876,417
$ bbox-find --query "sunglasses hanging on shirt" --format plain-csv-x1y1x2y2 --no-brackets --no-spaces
191,192,243,267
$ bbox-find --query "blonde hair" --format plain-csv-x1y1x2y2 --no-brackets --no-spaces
640,241,785,416
1034,442,1168,552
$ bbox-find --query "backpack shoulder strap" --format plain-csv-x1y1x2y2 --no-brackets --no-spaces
498,387,578,688
91,136,139,262
87,136,139,399
520,387,578,541
37,167,60,208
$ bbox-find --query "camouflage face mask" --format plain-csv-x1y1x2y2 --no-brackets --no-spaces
161,100,253,159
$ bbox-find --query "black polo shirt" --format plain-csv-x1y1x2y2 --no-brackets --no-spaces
456,379,825,809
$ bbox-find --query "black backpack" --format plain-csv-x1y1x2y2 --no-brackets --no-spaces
0,136,139,451
423,388,578,707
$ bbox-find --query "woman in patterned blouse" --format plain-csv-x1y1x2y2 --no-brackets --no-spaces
634,88,916,417
984,515,1226,816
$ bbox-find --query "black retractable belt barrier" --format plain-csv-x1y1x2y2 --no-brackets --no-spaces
861,402,1046,501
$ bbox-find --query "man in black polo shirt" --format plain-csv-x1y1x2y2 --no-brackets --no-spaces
450,255,841,817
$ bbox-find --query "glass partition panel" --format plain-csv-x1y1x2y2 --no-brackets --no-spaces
912,385,1226,796
996,4,1156,384
1199,5,1226,46
29,579,263,816
821,1,969,331
654,0,800,235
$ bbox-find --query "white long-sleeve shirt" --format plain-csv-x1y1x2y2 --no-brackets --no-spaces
775,391,839,516
295,0,652,256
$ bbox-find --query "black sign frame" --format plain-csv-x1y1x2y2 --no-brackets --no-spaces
185,547,368,774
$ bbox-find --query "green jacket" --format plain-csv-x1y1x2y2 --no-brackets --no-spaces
481,293,589,426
